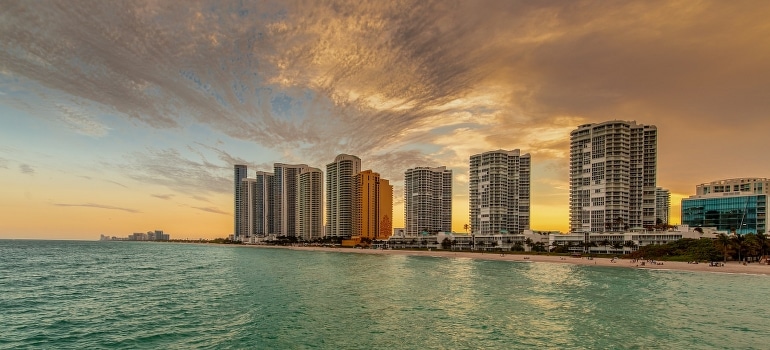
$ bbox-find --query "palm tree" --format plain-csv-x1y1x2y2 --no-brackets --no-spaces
731,234,746,263
756,232,768,260
524,238,534,252
611,242,623,253
623,240,638,253
600,239,611,254
716,233,731,262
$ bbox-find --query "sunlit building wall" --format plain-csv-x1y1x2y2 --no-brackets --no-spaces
469,149,531,235
354,170,393,240
297,167,323,241
326,154,361,238
655,187,671,225
569,121,657,233
404,166,452,236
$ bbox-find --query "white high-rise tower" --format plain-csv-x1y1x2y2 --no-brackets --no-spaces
469,150,531,235
297,167,323,241
569,121,657,233
404,166,452,236
326,154,361,238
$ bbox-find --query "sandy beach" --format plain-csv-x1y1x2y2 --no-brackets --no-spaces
262,245,770,276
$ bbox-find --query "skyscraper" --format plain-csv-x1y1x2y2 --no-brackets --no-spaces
354,170,393,240
569,121,657,233
252,171,274,236
274,163,309,237
297,167,323,241
469,150,531,235
326,154,361,238
655,187,671,226
234,164,248,240
404,166,452,236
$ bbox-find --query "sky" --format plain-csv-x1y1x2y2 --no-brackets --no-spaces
1,0,769,240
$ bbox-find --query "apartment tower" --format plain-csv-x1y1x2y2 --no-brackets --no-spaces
354,170,393,240
297,167,323,241
326,154,361,238
655,187,671,225
569,121,657,233
469,149,531,235
274,163,310,237
404,166,452,236
234,164,248,240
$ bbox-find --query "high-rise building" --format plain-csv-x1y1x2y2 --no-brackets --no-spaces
469,149,531,235
354,170,393,240
234,164,248,240
251,171,274,236
404,166,452,236
681,178,768,234
655,187,671,225
297,167,324,241
326,154,361,238
274,163,309,237
569,121,657,233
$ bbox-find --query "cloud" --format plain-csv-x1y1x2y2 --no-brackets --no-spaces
151,193,174,200
55,103,111,137
191,206,228,215
124,147,231,194
19,163,34,175
3,0,770,227
53,202,141,213
104,180,128,188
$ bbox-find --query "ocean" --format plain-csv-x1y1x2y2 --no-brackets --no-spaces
1,240,769,349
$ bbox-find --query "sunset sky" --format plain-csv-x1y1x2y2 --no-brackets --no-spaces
1,1,769,240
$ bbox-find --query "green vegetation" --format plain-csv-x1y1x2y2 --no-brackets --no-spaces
629,233,769,262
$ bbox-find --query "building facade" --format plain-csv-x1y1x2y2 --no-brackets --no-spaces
469,149,531,235
569,121,657,233
326,154,361,238
297,167,323,241
353,170,393,240
274,163,309,237
655,187,671,225
234,164,248,240
251,171,274,236
404,166,452,236
681,178,768,235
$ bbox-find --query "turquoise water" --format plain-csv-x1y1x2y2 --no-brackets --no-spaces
1,240,769,349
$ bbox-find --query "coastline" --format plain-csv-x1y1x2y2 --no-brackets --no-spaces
252,245,770,276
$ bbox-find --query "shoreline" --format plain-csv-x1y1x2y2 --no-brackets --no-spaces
250,245,770,276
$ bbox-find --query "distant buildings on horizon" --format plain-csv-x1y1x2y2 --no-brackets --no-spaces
233,119,767,240
100,230,169,241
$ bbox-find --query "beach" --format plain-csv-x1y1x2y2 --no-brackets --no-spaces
272,245,770,276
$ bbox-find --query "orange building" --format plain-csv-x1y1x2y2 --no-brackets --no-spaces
354,170,393,241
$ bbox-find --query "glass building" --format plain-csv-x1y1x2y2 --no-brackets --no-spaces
681,194,767,235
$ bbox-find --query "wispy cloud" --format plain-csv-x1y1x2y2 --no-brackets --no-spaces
191,206,228,215
151,194,174,200
56,103,111,137
53,202,141,213
124,147,231,194
2,0,769,207
19,163,34,175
